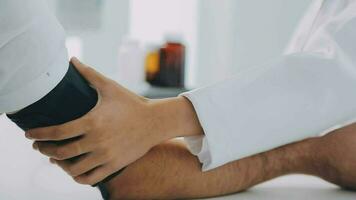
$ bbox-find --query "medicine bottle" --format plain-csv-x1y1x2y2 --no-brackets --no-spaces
145,34,185,88
159,35,185,87
145,44,160,83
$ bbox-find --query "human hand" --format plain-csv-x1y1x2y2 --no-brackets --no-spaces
25,57,197,185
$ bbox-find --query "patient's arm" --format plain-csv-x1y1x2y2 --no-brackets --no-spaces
104,123,356,200
313,124,356,190
104,138,315,199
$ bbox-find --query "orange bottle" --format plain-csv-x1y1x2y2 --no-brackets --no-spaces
145,45,160,83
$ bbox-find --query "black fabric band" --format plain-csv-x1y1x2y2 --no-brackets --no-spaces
7,63,119,200
7,63,98,130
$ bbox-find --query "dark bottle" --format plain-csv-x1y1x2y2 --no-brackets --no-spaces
146,35,186,88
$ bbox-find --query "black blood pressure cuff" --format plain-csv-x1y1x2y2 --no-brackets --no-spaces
6,63,118,200
7,63,98,130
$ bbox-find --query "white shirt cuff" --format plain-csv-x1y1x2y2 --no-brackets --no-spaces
180,91,228,171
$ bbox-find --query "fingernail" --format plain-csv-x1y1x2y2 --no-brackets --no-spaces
72,57,80,63
25,132,32,139
49,158,56,164
32,142,39,150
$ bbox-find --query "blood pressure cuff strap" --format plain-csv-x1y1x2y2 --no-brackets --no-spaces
6,63,118,200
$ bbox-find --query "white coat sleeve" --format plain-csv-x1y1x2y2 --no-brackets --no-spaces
0,0,68,113
182,51,356,171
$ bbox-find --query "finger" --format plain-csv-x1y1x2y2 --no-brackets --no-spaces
35,140,90,160
32,142,39,150
49,158,56,164
54,153,106,177
74,164,116,186
25,116,89,141
70,57,108,89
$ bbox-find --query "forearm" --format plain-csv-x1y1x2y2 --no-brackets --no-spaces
150,96,204,142
151,52,356,172
183,137,319,195
105,138,319,200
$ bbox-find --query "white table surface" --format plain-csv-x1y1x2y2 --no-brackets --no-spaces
0,115,355,200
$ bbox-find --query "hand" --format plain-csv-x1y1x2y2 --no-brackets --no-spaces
25,57,203,185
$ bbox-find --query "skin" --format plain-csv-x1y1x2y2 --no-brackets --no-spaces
25,58,356,199
105,124,356,200
312,124,356,190
26,57,204,185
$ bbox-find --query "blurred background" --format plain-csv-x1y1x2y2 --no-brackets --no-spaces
50,0,310,94
4,1,349,199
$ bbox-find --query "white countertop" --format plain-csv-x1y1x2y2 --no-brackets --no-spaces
204,176,355,200
0,115,354,200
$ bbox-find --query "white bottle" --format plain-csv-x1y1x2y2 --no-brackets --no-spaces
117,38,148,93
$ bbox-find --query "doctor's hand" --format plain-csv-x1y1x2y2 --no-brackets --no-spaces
25,57,203,185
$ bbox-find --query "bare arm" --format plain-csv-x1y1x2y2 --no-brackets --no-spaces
104,138,316,199
104,122,356,200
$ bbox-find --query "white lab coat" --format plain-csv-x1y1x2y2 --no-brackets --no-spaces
182,0,356,171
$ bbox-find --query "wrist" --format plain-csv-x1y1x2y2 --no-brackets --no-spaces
149,96,204,143
264,138,320,177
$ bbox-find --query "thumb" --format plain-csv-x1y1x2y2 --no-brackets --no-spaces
70,57,107,89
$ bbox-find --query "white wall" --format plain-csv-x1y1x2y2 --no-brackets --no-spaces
195,0,311,87
49,0,130,78
49,0,312,88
